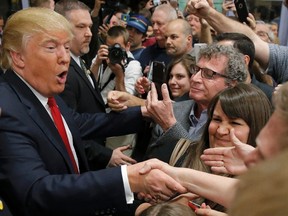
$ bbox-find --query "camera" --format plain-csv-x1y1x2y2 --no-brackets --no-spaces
108,43,128,65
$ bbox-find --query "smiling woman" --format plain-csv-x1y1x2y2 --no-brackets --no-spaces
169,83,272,213
167,54,195,101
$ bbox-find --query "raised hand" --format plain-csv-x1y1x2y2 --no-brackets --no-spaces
98,23,110,38
222,1,236,15
246,13,256,29
146,83,176,131
186,0,211,18
200,128,254,175
95,44,109,65
91,0,106,17
135,76,151,95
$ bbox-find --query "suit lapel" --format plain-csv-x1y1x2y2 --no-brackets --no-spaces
3,71,82,173
70,58,105,107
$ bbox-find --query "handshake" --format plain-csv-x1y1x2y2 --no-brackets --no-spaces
127,158,187,203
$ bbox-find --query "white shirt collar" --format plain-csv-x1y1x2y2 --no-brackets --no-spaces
14,71,48,107
70,52,81,68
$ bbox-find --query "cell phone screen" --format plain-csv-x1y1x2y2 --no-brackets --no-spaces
151,61,166,100
152,61,166,83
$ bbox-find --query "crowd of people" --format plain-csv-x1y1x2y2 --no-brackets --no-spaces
0,0,287,215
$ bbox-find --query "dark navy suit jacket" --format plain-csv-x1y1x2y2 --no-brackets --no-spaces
60,58,112,169
60,58,105,114
0,71,144,216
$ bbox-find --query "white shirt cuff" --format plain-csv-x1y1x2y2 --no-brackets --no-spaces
121,165,134,204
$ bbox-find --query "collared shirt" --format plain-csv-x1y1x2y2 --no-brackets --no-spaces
188,103,208,140
70,52,95,88
94,51,142,104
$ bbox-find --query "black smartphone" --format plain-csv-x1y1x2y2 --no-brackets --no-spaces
152,61,166,83
234,0,249,23
151,61,166,100
105,10,114,25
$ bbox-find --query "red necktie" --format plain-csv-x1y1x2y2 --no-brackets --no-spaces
47,97,79,174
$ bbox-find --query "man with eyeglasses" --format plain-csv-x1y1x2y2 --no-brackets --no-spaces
144,44,247,162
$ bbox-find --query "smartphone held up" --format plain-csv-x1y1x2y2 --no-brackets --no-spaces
234,0,249,24
148,61,166,100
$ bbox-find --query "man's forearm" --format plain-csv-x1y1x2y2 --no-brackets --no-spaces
131,96,145,106
173,168,238,208
200,6,269,69
199,21,213,44
115,76,126,92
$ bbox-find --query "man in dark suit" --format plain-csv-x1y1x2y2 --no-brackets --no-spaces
56,0,136,170
0,7,186,216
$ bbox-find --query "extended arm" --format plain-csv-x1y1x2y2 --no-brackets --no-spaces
199,19,213,44
107,90,146,111
140,160,239,208
187,0,269,70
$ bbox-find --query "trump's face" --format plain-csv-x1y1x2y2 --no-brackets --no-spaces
17,31,71,97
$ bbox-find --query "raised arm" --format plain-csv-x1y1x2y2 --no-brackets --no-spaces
186,0,270,70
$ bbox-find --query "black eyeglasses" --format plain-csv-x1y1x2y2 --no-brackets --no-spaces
190,65,230,80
